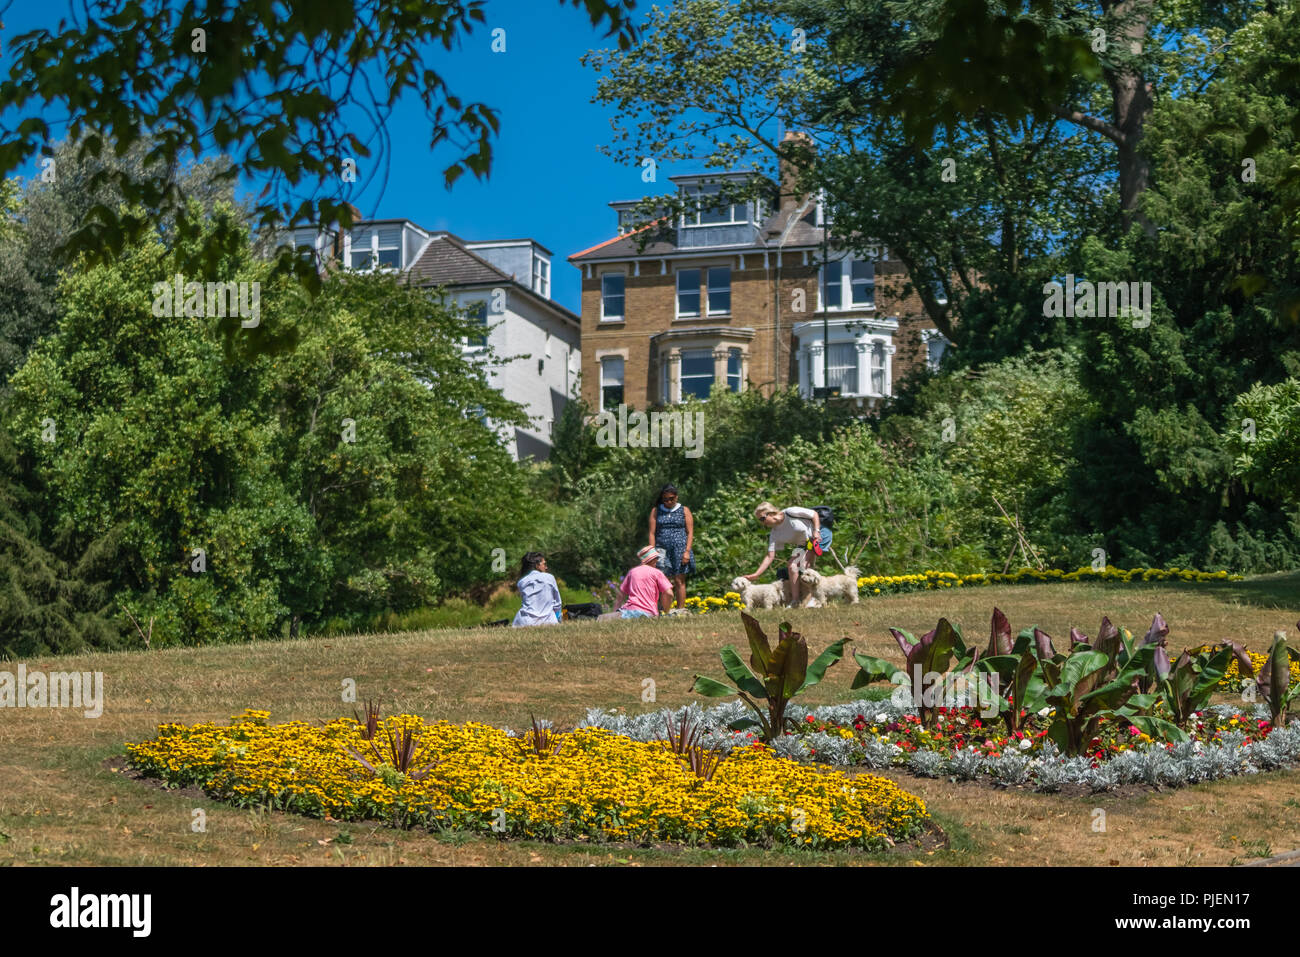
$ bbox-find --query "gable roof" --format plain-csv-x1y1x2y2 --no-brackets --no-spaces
408,232,580,329
408,232,512,285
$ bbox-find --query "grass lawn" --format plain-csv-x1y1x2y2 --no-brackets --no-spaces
3,572,1299,867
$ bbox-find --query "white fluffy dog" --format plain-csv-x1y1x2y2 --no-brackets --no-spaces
729,575,792,611
798,566,861,605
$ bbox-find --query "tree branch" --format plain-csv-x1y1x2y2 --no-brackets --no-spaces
1051,105,1125,146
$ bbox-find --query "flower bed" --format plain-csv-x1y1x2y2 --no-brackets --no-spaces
583,700,1300,794
678,566,1241,611
1210,647,1300,693
124,710,930,850
856,565,1240,596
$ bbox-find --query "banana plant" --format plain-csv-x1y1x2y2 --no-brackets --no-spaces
1255,628,1300,727
690,612,851,743
1157,641,1253,725
970,610,1053,733
1042,637,1183,754
850,617,967,727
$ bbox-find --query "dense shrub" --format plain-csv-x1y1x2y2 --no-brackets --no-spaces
3,219,539,647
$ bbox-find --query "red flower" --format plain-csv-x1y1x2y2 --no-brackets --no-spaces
805,715,816,723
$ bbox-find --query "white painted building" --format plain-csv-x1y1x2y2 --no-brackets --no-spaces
290,219,581,461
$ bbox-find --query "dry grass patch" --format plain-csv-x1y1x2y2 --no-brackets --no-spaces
1,575,1297,866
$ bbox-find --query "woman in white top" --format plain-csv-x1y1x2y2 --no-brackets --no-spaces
743,502,827,607
511,552,563,627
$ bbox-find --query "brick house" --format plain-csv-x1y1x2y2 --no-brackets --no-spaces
568,133,949,413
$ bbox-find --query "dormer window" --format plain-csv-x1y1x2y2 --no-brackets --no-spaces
348,226,402,270
292,229,322,265
532,255,550,297
681,184,748,227
376,228,401,268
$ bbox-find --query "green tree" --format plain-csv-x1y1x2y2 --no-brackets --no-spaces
0,137,241,388
583,0,1110,348
0,424,122,657
5,213,539,645
0,0,637,291
1227,378,1300,505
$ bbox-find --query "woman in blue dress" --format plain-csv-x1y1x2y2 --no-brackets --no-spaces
648,484,694,610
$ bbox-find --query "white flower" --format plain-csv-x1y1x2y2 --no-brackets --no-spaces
1019,737,1033,750
875,713,888,723
1037,707,1051,718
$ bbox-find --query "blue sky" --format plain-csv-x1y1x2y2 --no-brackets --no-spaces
0,0,702,314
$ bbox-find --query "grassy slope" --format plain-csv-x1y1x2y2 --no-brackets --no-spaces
1,573,1298,867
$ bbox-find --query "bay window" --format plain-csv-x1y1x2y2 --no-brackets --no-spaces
679,349,715,399
727,349,742,392
826,343,858,394
870,342,886,394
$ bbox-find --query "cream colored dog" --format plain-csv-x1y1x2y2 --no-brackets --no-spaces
798,566,861,605
729,575,792,611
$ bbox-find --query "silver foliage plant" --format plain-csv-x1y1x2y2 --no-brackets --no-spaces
576,698,1300,794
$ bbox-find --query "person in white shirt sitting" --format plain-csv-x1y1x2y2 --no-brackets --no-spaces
511,552,563,627
743,502,831,608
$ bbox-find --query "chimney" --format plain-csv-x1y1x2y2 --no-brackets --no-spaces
778,130,814,214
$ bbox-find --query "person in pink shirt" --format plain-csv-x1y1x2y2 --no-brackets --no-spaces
616,545,674,618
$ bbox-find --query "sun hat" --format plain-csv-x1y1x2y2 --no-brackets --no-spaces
637,545,664,565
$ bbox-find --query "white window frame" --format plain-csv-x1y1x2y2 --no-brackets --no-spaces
922,329,951,372
375,227,402,269
819,253,878,312
726,348,743,393
533,255,551,298
679,184,749,227
870,342,886,394
599,356,625,412
826,342,858,394
292,229,322,266
676,268,701,319
706,266,731,316
600,271,626,322
347,227,403,271
462,298,489,350
678,348,716,400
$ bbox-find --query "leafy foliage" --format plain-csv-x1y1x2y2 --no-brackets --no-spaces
3,218,537,646
690,612,850,742
0,0,637,292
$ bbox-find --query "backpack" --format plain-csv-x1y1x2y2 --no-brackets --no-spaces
813,505,835,529
564,602,603,620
